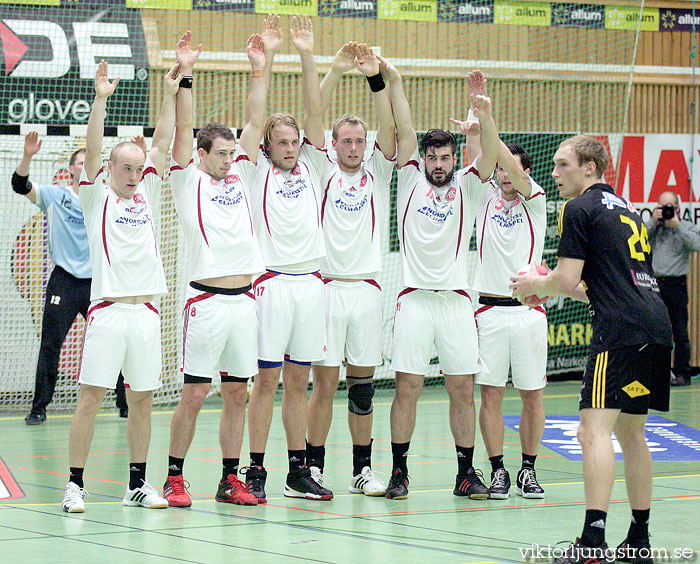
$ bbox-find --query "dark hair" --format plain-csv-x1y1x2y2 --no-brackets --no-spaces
69,148,86,167
420,129,456,155
197,122,236,152
505,142,532,171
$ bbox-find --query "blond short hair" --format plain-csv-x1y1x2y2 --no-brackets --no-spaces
332,114,368,140
559,135,609,179
263,113,300,151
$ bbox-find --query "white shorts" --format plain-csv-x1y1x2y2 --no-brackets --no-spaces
474,303,547,390
254,271,326,363
79,301,162,392
391,289,479,376
182,284,258,380
314,279,383,368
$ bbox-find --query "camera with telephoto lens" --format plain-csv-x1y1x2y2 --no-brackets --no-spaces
661,203,676,221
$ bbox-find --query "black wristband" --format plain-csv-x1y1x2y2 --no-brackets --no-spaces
12,171,31,195
366,73,385,93
179,75,193,89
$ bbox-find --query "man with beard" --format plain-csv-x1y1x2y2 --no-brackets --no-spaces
383,62,499,500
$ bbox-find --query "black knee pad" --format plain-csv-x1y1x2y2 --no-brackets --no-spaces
347,378,374,415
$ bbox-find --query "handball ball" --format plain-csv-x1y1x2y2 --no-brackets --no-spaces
516,264,550,307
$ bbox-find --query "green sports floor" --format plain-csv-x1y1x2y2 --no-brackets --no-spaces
0,381,698,564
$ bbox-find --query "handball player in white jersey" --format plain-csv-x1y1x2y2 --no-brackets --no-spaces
246,15,333,502
161,22,280,508
304,43,396,496
454,72,548,501
383,63,499,500
62,59,183,513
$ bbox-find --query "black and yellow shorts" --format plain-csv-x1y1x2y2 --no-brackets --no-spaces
579,344,671,414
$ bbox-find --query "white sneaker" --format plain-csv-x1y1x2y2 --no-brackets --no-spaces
349,466,386,496
123,481,168,508
62,482,87,513
309,466,333,488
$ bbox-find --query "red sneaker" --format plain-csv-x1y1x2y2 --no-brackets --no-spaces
163,475,192,507
215,474,258,506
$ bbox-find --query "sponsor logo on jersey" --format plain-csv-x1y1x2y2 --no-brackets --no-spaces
622,380,651,398
600,191,627,210
445,186,456,201
335,194,368,212
115,213,152,226
133,193,146,204
225,174,240,184
212,191,243,206
276,178,307,199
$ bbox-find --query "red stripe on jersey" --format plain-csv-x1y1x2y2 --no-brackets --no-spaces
170,159,193,172
453,289,471,301
300,160,321,226
80,167,103,187
263,170,272,235
196,179,210,247
235,154,251,163
311,271,322,280
526,190,544,202
523,204,535,264
364,279,381,291
101,199,111,266
243,190,255,236
254,270,280,287
533,305,546,316
321,173,335,225
397,287,417,299
144,302,159,315
245,291,255,300
401,186,417,256
403,160,420,170
455,186,464,260
141,166,158,180
474,305,493,316
370,193,376,240
79,300,115,382
479,196,493,263
182,292,214,371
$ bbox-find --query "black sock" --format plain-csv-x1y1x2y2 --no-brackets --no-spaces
250,452,265,468
456,445,474,475
222,458,239,481
306,442,325,471
627,509,650,541
522,453,537,468
69,467,84,489
391,441,410,473
288,449,305,471
168,456,185,477
128,462,147,490
580,509,607,547
489,455,505,472
353,442,372,476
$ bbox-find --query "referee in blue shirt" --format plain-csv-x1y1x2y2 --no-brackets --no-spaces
12,132,127,424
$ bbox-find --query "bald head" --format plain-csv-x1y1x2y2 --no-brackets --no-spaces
109,142,145,166
658,191,679,207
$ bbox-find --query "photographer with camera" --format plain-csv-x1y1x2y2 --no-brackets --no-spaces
646,191,700,386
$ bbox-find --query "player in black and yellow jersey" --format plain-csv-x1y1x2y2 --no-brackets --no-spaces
511,135,672,564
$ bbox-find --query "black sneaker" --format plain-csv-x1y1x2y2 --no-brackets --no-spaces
25,412,46,425
241,465,267,504
284,466,333,500
453,467,489,499
671,374,690,386
385,468,409,500
552,539,613,564
616,537,654,564
488,467,511,499
516,466,545,498
119,407,129,418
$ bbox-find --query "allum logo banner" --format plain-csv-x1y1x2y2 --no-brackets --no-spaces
378,0,437,22
318,0,377,18
438,0,493,23
254,0,318,15
494,0,551,27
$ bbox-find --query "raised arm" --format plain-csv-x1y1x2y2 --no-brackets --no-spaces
357,44,395,158
291,15,324,148
12,132,41,203
377,54,416,168
148,63,182,176
450,70,486,166
239,15,281,161
172,30,201,168
470,94,498,181
320,42,357,115
84,60,119,182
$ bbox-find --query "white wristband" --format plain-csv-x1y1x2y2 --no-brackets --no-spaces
467,108,477,122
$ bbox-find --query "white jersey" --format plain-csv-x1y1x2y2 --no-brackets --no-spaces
320,142,395,279
251,139,329,272
170,147,265,281
397,147,489,290
79,157,167,301
473,177,546,296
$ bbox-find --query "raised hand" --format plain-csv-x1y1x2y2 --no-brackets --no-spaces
163,62,183,95
471,93,493,119
466,69,486,97
448,117,477,136
356,43,380,76
290,14,314,54
175,30,202,75
23,131,42,157
130,134,147,155
262,13,282,55
376,53,400,81
247,33,265,70
94,60,119,98
332,42,357,73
